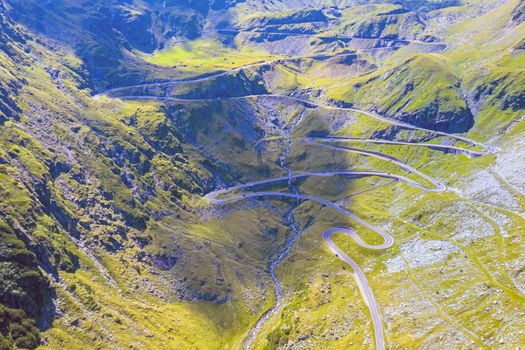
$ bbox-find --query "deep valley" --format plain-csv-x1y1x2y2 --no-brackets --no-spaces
0,0,524,349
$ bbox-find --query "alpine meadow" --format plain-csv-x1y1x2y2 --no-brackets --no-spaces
0,0,524,349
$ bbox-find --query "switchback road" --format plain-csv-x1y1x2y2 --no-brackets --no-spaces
104,88,492,350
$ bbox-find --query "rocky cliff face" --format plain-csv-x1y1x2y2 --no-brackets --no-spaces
511,0,525,25
0,6,55,348
0,0,25,124
397,101,474,133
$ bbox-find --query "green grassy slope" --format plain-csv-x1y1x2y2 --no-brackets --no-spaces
238,1,525,349
0,0,524,349
0,2,301,348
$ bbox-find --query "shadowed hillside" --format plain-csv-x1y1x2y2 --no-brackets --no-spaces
0,0,524,349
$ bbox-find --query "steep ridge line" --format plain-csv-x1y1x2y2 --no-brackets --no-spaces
217,28,448,48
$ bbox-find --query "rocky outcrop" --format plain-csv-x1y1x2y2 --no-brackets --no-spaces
396,102,475,133
0,82,22,124
471,70,525,113
110,7,155,53
396,0,460,11
175,69,269,99
342,11,426,40
0,1,26,124
0,221,55,349
511,0,525,25
501,91,525,111
0,2,26,46
244,9,328,29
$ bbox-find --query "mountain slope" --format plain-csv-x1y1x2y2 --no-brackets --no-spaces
0,0,524,349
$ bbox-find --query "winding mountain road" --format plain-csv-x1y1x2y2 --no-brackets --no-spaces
203,133,459,350
306,136,486,158
108,94,494,156
207,189,393,349
102,37,441,97
103,82,493,350
101,36,446,99
101,52,360,97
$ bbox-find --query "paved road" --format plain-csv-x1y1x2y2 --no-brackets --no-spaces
218,28,448,48
323,227,386,350
303,139,447,191
100,41,441,98
100,33,446,99
307,136,485,158
207,189,392,350
103,88,493,350
102,35,442,97
108,94,494,156
206,189,394,350
204,134,455,350
100,52,359,97
207,190,394,250
207,170,443,199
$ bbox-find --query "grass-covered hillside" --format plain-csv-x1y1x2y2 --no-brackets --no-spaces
0,0,524,349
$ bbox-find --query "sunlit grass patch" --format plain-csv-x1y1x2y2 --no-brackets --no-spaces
144,39,280,74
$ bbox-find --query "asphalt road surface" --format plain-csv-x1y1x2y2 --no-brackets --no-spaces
104,84,493,350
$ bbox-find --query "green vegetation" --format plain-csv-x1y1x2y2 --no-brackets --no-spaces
0,304,41,349
0,0,524,349
144,39,280,75
0,219,50,349
326,4,425,39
